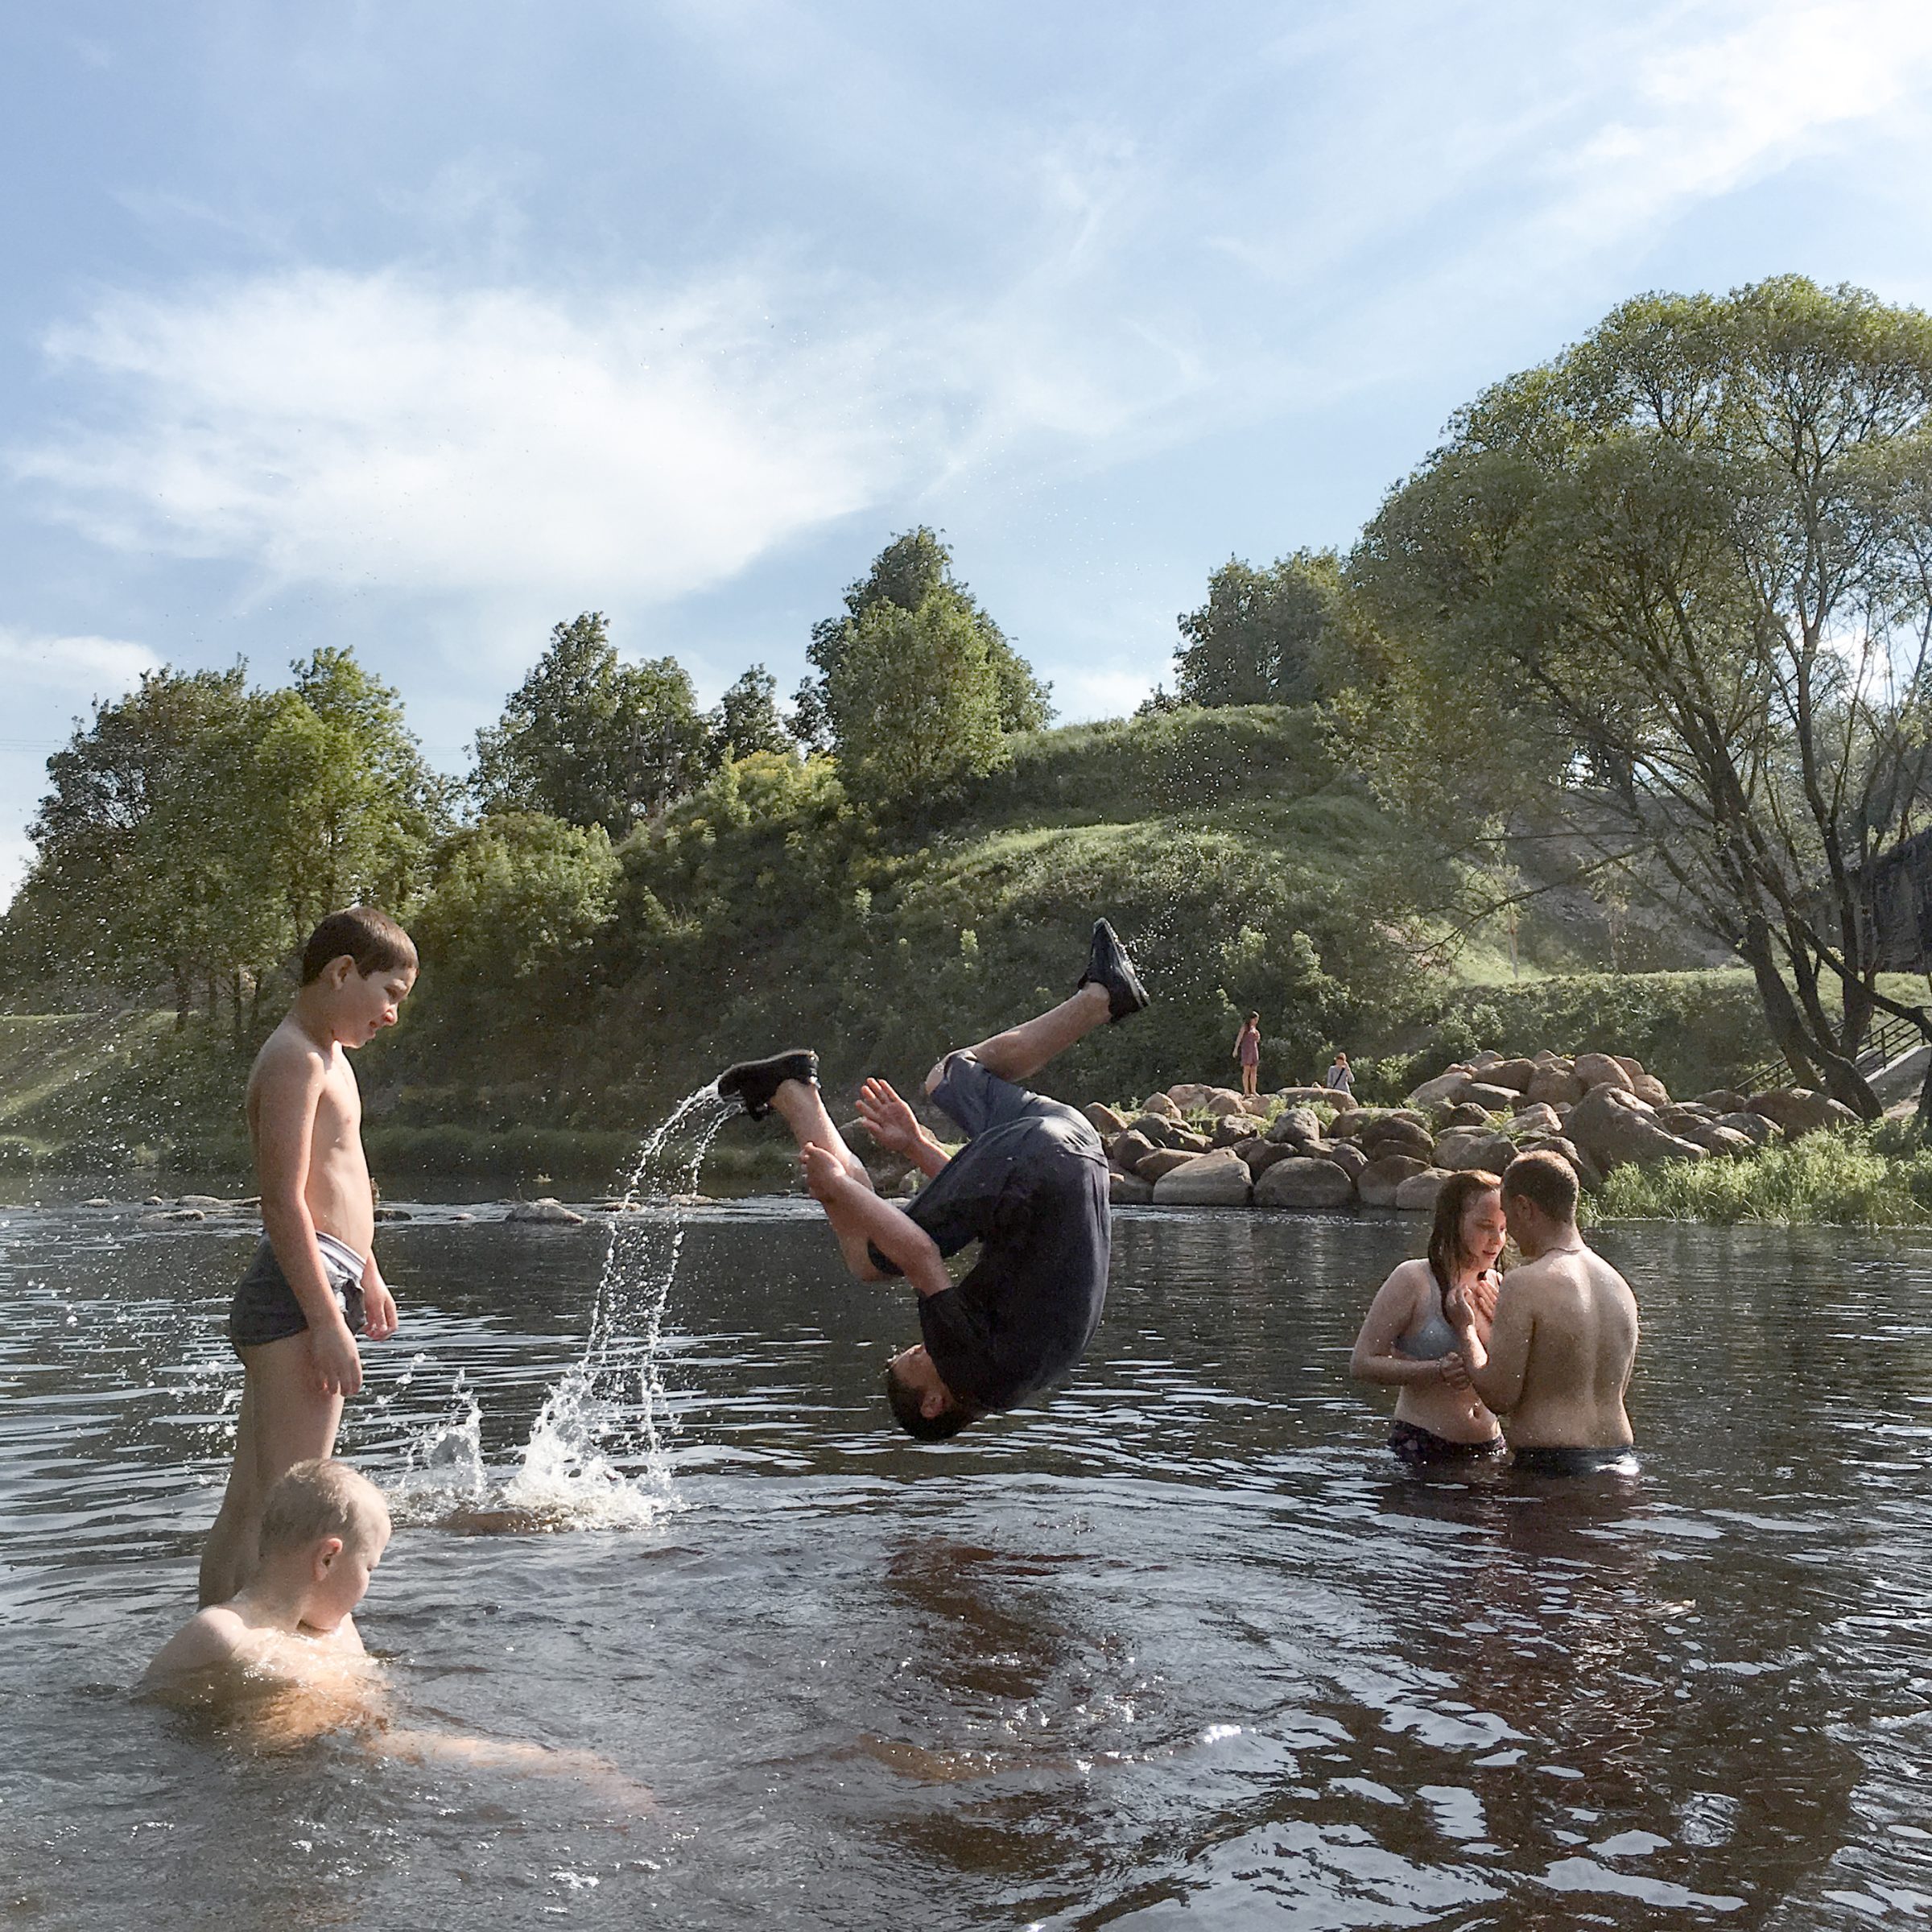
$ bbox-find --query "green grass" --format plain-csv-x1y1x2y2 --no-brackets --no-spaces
1591,1127,1932,1227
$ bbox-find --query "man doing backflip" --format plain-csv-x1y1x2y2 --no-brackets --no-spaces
716,921,1148,1439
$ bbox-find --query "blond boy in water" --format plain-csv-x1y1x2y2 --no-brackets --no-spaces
197,907,416,1608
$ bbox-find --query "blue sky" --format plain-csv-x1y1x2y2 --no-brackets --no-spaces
5,0,1932,899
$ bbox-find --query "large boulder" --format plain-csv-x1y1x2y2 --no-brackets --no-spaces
1110,1129,1161,1172
1525,1065,1584,1108
1461,1081,1523,1113
1630,1073,1671,1108
1716,1109,1777,1147
507,1197,586,1224
1485,1057,1539,1093
1266,1106,1325,1147
1237,1138,1295,1178
1358,1154,1430,1207
1203,1089,1253,1117
1170,1129,1214,1155
1151,1149,1254,1207
1655,1102,1715,1133
1689,1123,1759,1158
1166,1084,1212,1110
1129,1113,1181,1146
1567,1085,1707,1171
1572,1053,1635,1094
1409,1069,1475,1108
1747,1088,1860,1138
1433,1127,1517,1174
1211,1116,1253,1150
1109,1170,1154,1204
1138,1149,1199,1183
1695,1088,1749,1115
1394,1168,1452,1212
1439,1100,1495,1129
1612,1055,1646,1080
1255,1157,1356,1209
1143,1092,1185,1121
1506,1102,1563,1137
1325,1139,1369,1180
1085,1102,1129,1137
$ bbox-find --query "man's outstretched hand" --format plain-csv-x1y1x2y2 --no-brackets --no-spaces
855,1078,923,1157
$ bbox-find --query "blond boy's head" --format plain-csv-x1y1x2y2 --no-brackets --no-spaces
256,1459,391,1634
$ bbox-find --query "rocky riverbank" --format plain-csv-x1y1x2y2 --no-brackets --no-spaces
1092,1049,1860,1212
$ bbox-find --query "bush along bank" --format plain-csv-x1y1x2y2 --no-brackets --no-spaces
1082,1046,1880,1221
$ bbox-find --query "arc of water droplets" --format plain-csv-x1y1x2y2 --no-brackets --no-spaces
506,1083,734,1523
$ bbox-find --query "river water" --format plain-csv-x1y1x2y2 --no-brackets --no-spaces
3,1190,1931,1929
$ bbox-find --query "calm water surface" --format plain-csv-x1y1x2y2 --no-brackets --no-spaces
3,1189,1932,1929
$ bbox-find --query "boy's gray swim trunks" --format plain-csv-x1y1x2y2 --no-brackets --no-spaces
228,1229,366,1352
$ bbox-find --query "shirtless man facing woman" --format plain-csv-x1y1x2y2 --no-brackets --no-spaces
1444,1149,1639,1475
1352,1169,1506,1463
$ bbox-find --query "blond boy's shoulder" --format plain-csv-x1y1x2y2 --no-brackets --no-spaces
144,1605,260,1689
251,1015,327,1081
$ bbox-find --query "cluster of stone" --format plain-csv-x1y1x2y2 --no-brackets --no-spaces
1092,1050,1858,1212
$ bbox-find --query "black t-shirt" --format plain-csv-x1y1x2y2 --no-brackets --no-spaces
877,1109,1110,1410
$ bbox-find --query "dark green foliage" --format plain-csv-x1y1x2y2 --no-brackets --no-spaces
799,527,1052,738
472,613,711,831
1174,551,1343,707
707,666,795,761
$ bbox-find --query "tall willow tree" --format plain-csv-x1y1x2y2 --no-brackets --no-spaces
1341,277,1932,1117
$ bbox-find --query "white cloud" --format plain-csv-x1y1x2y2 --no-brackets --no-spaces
15,268,943,605
0,627,159,697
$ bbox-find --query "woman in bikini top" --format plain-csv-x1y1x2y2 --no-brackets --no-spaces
1350,1170,1507,1458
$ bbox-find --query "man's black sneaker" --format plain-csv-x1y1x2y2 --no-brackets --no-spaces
1077,918,1149,1024
716,1049,819,1121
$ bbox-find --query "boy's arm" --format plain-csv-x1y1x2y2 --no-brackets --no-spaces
1448,1277,1533,1414
855,1080,950,1179
254,1045,365,1397
361,1253,398,1341
800,1144,951,1295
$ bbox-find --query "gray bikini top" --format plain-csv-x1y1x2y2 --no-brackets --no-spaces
1397,1269,1462,1361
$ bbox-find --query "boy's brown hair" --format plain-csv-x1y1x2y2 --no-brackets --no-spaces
300,907,417,985
258,1459,386,1555
1502,1148,1580,1224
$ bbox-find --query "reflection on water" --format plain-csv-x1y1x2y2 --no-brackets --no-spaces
3,1195,1932,1926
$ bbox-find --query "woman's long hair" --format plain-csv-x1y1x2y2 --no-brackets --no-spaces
1426,1169,1501,1296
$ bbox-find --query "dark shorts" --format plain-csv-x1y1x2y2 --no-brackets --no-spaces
1511,1443,1638,1477
868,1053,1108,1411
1389,1419,1505,1465
228,1232,366,1352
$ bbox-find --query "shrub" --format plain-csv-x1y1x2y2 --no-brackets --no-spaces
1591,1127,1932,1227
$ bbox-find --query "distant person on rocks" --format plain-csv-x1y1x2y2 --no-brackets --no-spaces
199,908,416,1608
1233,1013,1262,1098
1323,1051,1355,1096
716,919,1149,1439
1350,1170,1506,1464
1443,1150,1640,1476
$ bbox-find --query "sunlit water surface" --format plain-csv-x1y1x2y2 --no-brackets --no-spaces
4,1187,1932,1929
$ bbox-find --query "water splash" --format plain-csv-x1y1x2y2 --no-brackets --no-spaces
395,1084,736,1533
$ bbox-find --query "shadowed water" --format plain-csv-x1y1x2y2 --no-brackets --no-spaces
3,1189,1932,1928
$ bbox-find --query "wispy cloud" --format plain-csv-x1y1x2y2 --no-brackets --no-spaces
0,626,159,698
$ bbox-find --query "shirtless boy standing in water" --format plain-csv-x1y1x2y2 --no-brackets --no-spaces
197,908,416,1607
1445,1150,1640,1474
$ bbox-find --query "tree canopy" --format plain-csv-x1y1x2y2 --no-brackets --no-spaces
797,528,1052,740
707,664,795,762
472,613,711,832
1173,551,1343,707
1340,275,1932,1116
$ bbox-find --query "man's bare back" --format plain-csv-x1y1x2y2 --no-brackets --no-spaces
1476,1244,1637,1449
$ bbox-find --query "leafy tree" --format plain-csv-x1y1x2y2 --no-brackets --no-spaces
826,592,1005,806
1174,550,1343,707
707,665,795,762
1340,276,1932,1119
411,812,619,1001
787,675,834,757
800,529,1052,737
473,613,710,831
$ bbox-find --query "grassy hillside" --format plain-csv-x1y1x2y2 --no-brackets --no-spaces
0,705,1784,1180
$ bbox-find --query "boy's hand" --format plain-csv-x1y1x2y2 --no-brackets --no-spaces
800,1141,850,1203
310,1322,365,1397
855,1078,923,1157
363,1278,398,1341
